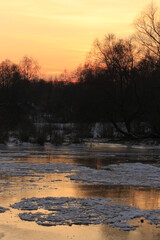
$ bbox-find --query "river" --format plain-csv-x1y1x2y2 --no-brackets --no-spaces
0,143,160,240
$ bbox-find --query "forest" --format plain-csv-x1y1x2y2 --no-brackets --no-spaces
0,3,160,143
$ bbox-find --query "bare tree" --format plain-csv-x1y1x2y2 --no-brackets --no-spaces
0,60,20,88
134,3,160,58
20,56,40,81
86,35,140,137
88,34,138,84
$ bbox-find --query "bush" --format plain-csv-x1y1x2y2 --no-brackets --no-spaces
18,120,36,142
0,129,8,144
35,129,47,146
50,131,64,145
74,123,92,139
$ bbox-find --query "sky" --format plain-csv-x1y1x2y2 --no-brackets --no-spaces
0,0,157,78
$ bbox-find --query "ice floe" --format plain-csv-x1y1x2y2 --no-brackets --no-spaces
11,197,160,231
1,160,160,187
0,162,76,177
0,207,9,213
69,162,160,187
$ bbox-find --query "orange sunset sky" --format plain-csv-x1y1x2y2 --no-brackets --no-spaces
0,0,158,78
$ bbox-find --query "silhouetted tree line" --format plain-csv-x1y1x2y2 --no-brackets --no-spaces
0,3,160,140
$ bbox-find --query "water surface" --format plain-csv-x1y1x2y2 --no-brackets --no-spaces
0,144,160,239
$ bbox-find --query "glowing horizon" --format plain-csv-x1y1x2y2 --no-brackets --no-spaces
0,0,157,78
